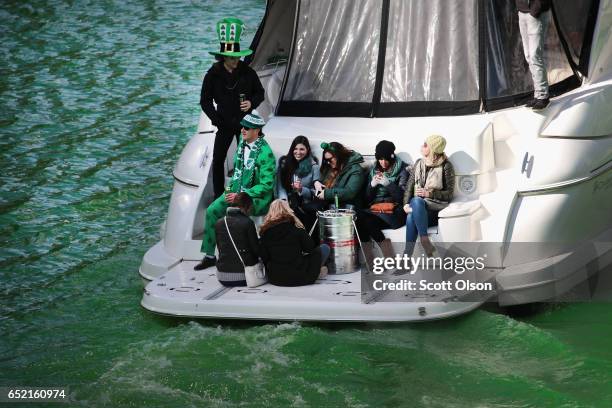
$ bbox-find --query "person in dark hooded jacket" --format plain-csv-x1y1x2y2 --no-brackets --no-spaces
259,200,330,287
201,17,265,198
214,193,260,287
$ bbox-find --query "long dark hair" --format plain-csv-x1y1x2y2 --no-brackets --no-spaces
280,136,313,192
320,142,352,176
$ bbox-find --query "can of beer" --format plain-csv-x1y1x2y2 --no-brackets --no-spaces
239,93,246,103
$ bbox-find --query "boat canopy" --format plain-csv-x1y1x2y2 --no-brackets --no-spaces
247,0,600,117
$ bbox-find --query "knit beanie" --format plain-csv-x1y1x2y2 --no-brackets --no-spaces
375,140,396,160
426,134,446,155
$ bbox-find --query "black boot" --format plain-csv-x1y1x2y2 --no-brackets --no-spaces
194,256,216,271
531,98,550,111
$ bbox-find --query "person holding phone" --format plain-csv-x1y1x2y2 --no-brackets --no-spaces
356,141,409,268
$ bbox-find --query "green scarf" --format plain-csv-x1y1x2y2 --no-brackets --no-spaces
230,136,265,191
370,159,403,202
294,155,314,178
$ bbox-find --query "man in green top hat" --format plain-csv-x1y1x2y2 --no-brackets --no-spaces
195,113,275,271
200,17,265,199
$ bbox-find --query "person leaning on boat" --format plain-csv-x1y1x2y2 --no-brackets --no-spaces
195,114,275,271
356,141,408,267
275,135,320,233
313,142,365,209
259,200,330,286
403,135,455,257
214,193,259,286
200,17,265,198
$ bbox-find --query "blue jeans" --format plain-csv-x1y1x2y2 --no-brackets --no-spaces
319,244,330,266
405,197,432,254
518,11,550,99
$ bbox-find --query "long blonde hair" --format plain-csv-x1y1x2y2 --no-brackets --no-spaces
260,199,304,234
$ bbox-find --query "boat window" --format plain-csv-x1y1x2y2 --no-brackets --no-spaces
272,0,599,117
552,0,599,75
282,0,382,103
485,0,573,101
381,0,480,103
248,0,297,71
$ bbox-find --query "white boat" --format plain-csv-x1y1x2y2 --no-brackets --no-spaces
140,0,612,321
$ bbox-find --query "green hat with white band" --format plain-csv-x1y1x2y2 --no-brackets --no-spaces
240,113,265,129
209,17,253,57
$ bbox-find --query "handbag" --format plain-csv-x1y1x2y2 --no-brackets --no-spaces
224,217,267,288
369,202,396,214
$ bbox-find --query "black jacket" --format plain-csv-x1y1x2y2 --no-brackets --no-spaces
515,0,551,18
215,208,260,273
200,61,265,130
259,216,321,287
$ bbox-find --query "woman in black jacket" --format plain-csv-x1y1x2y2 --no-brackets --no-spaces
259,200,330,287
214,193,260,286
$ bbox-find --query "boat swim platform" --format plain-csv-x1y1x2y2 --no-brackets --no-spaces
141,261,485,322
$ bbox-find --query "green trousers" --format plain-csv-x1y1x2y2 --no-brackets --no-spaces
200,193,271,256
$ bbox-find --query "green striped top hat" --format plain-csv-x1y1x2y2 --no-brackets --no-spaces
209,17,253,57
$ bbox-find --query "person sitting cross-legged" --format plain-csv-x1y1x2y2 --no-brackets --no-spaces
194,113,275,270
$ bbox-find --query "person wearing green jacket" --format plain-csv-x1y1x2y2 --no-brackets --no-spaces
195,113,275,270
313,142,365,208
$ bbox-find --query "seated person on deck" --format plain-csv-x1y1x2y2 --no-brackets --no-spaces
214,193,259,287
195,113,275,270
275,135,321,234
312,142,365,210
403,135,455,258
259,199,330,286
356,140,409,268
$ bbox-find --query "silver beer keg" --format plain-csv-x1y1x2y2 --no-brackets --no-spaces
318,209,360,274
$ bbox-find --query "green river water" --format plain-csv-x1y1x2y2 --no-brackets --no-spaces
1,1,611,407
